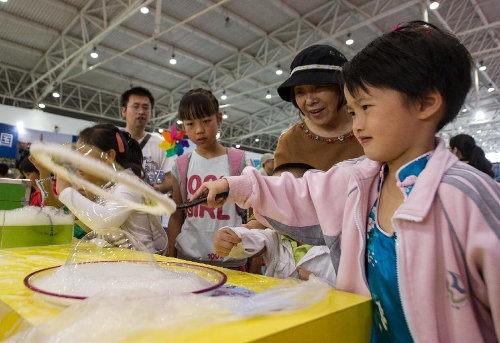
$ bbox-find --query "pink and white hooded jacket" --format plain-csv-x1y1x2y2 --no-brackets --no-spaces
225,138,500,342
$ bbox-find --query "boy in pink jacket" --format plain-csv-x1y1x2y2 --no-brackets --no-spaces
192,21,500,342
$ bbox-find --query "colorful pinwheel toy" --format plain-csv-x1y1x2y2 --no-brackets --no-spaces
158,125,189,157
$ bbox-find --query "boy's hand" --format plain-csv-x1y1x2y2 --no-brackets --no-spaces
243,219,266,229
214,227,242,257
104,231,133,249
191,179,229,208
296,266,315,281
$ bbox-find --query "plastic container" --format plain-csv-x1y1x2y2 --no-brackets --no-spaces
1,207,74,248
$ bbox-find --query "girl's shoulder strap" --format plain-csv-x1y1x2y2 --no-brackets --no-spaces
227,148,246,176
176,152,192,203
227,148,247,220
177,149,244,203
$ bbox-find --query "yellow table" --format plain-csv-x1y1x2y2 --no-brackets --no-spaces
0,244,372,342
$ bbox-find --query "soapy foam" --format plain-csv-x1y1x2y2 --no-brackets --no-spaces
32,262,216,297
4,206,73,225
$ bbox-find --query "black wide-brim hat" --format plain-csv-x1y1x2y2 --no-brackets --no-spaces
277,44,348,102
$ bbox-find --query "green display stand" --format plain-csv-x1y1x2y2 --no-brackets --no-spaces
0,179,31,210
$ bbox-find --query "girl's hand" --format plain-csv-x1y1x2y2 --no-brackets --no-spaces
55,175,71,194
29,156,51,178
191,179,229,208
214,227,242,257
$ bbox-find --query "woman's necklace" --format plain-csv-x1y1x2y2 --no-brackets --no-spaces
298,119,355,144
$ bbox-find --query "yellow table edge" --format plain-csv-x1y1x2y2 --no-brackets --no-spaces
0,244,373,342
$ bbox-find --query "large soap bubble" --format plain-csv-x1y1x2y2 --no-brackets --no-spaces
24,227,227,306
27,142,225,306
29,141,176,217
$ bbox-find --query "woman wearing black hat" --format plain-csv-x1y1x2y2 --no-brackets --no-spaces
275,44,364,171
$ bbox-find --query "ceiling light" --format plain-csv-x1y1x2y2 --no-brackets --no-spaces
478,61,486,71
477,129,482,133
140,7,149,14
90,47,98,59
169,53,177,65
461,108,467,113
266,90,272,99
255,138,259,142
0,0,8,3
276,64,283,75
38,103,45,109
475,110,485,120
487,83,494,92
429,2,439,10
235,144,240,148
221,90,227,100
345,33,354,46
176,120,183,125
52,92,60,98
222,111,228,119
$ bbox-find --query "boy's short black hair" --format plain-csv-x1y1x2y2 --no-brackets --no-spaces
18,157,38,174
342,20,472,131
120,86,155,109
178,88,219,121
0,163,9,176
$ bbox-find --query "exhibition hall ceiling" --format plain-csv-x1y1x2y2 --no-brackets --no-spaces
0,0,499,153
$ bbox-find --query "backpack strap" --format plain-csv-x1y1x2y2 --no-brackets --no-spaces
176,152,192,204
139,133,151,150
227,148,247,220
227,148,246,176
177,149,245,210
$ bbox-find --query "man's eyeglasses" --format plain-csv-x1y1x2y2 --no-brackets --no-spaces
127,104,151,112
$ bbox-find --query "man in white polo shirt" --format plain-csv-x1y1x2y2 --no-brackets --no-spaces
121,86,174,194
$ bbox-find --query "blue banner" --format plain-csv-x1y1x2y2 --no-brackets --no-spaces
0,123,18,159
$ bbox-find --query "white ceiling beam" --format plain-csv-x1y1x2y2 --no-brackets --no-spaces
35,0,155,103
20,0,154,101
62,0,232,84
